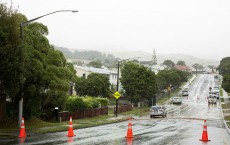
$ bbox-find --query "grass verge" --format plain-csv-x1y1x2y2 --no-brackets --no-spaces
220,88,223,97
0,107,149,134
220,97,224,103
222,104,230,109
224,116,230,121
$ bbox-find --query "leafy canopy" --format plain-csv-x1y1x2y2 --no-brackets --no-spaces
120,61,156,102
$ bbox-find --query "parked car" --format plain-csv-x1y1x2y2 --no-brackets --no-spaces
149,106,167,118
208,94,217,104
172,97,182,104
213,86,219,94
214,75,218,79
182,89,189,96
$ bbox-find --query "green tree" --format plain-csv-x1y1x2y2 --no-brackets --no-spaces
192,63,204,70
219,57,230,92
0,3,23,123
163,60,175,68
218,57,230,75
156,69,189,92
75,73,111,97
0,3,77,120
222,74,230,92
88,60,102,68
120,61,156,103
75,77,88,96
176,60,186,66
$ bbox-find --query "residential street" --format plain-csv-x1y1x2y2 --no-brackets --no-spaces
1,74,230,145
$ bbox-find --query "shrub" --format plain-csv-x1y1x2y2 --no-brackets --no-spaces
84,96,100,109
66,96,88,112
66,96,109,112
96,98,109,107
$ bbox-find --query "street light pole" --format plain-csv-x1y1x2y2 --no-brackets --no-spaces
18,10,78,127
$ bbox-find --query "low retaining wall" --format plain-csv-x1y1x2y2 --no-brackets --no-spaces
58,106,108,121
113,104,132,114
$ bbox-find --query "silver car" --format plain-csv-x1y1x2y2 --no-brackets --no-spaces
213,86,219,94
172,97,182,104
149,106,167,118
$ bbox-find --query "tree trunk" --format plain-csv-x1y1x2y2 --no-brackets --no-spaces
0,96,6,123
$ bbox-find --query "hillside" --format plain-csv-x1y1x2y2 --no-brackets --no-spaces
110,51,219,66
54,46,219,67
54,46,116,61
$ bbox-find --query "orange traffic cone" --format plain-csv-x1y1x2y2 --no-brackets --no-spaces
66,116,76,137
19,137,26,144
18,117,27,138
199,120,210,142
126,137,133,145
126,118,133,138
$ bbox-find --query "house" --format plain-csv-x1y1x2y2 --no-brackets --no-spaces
74,65,118,89
174,65,192,72
151,64,166,74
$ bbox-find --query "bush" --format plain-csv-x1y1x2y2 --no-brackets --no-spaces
96,98,109,107
66,96,88,112
84,97,100,109
66,96,109,112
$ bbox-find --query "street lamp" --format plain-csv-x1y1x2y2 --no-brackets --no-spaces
18,10,78,127
115,57,140,117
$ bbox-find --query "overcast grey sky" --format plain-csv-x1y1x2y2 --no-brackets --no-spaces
2,0,230,60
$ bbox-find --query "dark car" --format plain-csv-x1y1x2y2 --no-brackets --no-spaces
149,106,167,118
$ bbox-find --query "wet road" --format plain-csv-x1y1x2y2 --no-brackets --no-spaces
1,74,230,145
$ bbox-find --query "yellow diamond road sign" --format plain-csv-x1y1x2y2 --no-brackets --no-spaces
114,91,121,99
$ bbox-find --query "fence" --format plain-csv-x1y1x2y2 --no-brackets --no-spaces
58,106,108,121
113,104,132,114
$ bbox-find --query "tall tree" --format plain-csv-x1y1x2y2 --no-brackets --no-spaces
120,61,156,103
163,60,175,68
219,57,230,92
75,73,111,97
0,3,77,120
176,60,186,66
88,60,102,68
0,3,23,123
218,57,230,75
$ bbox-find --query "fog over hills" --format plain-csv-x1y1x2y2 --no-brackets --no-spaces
54,46,219,67
110,51,219,66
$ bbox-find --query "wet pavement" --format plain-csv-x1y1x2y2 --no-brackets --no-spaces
1,74,230,145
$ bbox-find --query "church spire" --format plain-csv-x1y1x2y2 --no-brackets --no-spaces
151,48,157,65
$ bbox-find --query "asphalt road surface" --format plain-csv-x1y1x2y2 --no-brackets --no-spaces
1,74,230,145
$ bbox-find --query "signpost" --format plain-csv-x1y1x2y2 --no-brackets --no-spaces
114,91,121,117
167,86,171,99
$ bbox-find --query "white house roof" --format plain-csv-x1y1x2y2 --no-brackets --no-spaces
151,65,166,71
74,65,117,75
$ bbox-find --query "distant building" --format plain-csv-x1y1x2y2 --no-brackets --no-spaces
174,65,192,72
151,48,157,65
151,64,166,74
139,49,166,74
74,65,117,89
